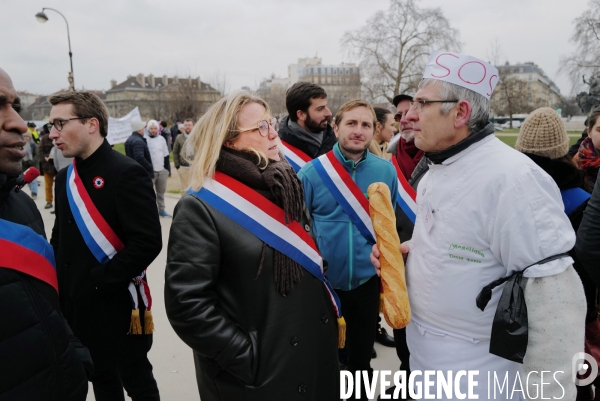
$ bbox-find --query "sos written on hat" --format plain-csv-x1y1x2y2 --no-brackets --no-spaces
423,50,499,99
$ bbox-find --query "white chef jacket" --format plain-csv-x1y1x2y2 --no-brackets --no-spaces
147,134,169,173
405,135,575,399
407,134,574,341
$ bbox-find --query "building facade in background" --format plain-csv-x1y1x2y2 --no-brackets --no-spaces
491,62,562,118
257,57,361,115
105,74,220,121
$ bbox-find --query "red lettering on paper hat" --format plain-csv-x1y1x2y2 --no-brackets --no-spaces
423,50,499,99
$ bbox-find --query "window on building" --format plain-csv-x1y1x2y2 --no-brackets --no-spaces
318,68,321,74
528,74,532,81
349,68,353,74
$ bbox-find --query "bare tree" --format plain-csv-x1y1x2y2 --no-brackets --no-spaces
206,71,231,96
260,85,287,119
559,0,600,92
168,76,220,120
487,40,536,127
486,38,504,66
493,75,538,127
341,0,461,104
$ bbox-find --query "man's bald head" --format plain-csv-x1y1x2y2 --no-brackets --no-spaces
0,68,28,176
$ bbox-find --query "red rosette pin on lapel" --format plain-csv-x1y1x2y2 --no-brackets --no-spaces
93,176,105,189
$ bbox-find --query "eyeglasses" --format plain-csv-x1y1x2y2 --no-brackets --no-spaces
409,99,459,113
46,117,92,132
237,117,279,137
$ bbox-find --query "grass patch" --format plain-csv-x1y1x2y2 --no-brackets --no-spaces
497,128,583,135
112,142,174,161
496,134,581,148
167,190,181,194
113,142,125,154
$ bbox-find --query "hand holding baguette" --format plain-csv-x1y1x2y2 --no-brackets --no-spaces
368,182,411,329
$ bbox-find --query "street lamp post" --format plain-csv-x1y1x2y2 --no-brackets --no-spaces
35,8,75,91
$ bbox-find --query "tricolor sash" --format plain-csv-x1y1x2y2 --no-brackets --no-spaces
0,218,58,292
391,156,417,224
188,172,343,320
66,160,124,264
127,271,154,335
311,151,377,244
280,139,312,172
66,160,153,335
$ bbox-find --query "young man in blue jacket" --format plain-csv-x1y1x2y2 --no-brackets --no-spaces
298,99,398,399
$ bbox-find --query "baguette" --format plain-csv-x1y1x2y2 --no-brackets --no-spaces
368,182,411,329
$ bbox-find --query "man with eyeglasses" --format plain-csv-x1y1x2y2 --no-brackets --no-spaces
372,51,584,400
48,91,162,401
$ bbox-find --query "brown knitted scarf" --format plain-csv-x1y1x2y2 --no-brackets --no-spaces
216,147,305,296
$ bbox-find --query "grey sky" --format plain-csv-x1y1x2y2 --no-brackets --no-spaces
2,0,589,98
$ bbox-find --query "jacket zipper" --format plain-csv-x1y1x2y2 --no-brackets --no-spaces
25,280,60,401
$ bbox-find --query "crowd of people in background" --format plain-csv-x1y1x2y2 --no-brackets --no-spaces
3,46,600,401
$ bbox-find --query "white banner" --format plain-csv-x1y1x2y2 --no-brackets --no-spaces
107,107,142,145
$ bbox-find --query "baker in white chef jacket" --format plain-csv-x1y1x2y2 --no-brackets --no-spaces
372,51,585,400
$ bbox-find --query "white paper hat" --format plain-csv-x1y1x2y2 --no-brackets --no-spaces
423,50,499,99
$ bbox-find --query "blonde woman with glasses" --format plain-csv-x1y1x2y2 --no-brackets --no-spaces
165,91,340,401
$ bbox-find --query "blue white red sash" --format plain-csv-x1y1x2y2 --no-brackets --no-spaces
188,172,342,319
391,156,417,224
280,139,312,172
66,160,124,265
311,151,377,244
128,271,153,312
0,218,58,292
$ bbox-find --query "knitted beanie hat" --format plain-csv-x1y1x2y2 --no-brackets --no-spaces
515,107,569,159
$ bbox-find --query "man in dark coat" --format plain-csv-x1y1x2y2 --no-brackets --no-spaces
125,119,154,178
277,82,337,159
48,91,162,401
0,66,92,401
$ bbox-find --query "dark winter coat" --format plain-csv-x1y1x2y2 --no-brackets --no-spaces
51,140,162,372
525,153,597,322
124,132,154,178
0,174,92,400
576,171,600,291
278,115,337,159
165,194,340,401
39,133,57,175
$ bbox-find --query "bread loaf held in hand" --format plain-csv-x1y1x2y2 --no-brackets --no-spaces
368,182,411,329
